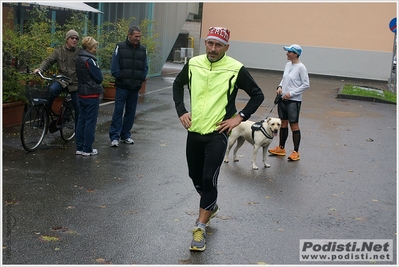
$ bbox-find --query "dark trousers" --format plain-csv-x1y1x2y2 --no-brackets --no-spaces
186,131,228,211
109,87,139,141
75,97,100,153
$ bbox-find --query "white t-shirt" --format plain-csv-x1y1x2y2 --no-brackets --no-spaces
279,61,310,101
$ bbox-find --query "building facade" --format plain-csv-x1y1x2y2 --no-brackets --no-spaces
3,2,396,81
201,2,397,81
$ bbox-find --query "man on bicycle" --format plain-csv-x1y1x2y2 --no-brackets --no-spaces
33,29,82,123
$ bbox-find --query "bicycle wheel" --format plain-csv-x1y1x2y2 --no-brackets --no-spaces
21,104,49,152
60,101,75,141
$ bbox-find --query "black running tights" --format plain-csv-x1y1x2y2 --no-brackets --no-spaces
186,131,228,211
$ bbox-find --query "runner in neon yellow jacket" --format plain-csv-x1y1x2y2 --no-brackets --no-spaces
174,53,264,134
173,26,264,252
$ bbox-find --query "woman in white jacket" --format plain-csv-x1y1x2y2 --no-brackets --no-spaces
268,44,310,161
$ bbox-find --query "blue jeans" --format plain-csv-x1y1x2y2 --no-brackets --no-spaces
109,87,139,141
49,82,79,125
75,97,100,153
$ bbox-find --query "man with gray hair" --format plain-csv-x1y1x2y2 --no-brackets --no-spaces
109,25,148,147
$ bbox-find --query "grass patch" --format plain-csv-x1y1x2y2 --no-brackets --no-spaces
341,84,397,103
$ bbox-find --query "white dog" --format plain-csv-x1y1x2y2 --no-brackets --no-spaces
224,117,281,170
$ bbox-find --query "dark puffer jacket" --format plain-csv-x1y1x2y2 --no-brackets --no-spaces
75,50,103,96
111,38,147,91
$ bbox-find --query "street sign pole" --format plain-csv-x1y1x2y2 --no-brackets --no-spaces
388,18,397,92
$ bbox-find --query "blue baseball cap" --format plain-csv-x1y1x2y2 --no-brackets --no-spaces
283,44,302,56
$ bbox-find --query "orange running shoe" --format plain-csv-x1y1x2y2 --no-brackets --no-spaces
268,146,286,156
288,151,300,161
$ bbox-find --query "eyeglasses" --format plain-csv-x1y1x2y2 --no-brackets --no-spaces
70,37,79,41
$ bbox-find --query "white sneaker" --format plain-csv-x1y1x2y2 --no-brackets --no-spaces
76,150,83,155
82,149,98,156
120,138,134,144
110,140,119,147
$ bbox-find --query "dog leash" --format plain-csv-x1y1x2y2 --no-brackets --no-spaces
261,94,281,122
263,102,278,121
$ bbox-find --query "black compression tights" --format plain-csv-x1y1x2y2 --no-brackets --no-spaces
292,130,301,152
186,131,228,211
279,127,288,148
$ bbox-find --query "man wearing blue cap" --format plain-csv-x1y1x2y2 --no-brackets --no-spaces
268,44,310,161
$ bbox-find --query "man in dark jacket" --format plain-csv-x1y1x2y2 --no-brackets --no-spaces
109,25,148,147
34,29,81,123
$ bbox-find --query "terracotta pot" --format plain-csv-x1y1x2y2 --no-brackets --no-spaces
103,85,116,100
2,101,26,128
103,79,147,100
102,82,116,100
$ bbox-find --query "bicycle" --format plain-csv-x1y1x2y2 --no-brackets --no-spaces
20,72,76,152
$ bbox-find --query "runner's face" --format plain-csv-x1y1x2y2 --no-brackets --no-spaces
286,51,298,61
205,39,229,62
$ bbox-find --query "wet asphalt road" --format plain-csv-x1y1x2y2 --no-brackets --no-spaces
2,63,397,265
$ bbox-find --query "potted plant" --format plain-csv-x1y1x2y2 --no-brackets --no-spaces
2,6,55,127
2,26,30,128
102,73,116,100
2,69,27,128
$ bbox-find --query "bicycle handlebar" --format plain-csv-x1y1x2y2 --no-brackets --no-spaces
36,71,70,84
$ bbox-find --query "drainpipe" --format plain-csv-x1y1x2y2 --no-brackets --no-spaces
147,3,156,76
96,3,104,68
51,11,56,46
97,2,103,41
148,2,154,20
188,37,194,48
84,12,88,36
